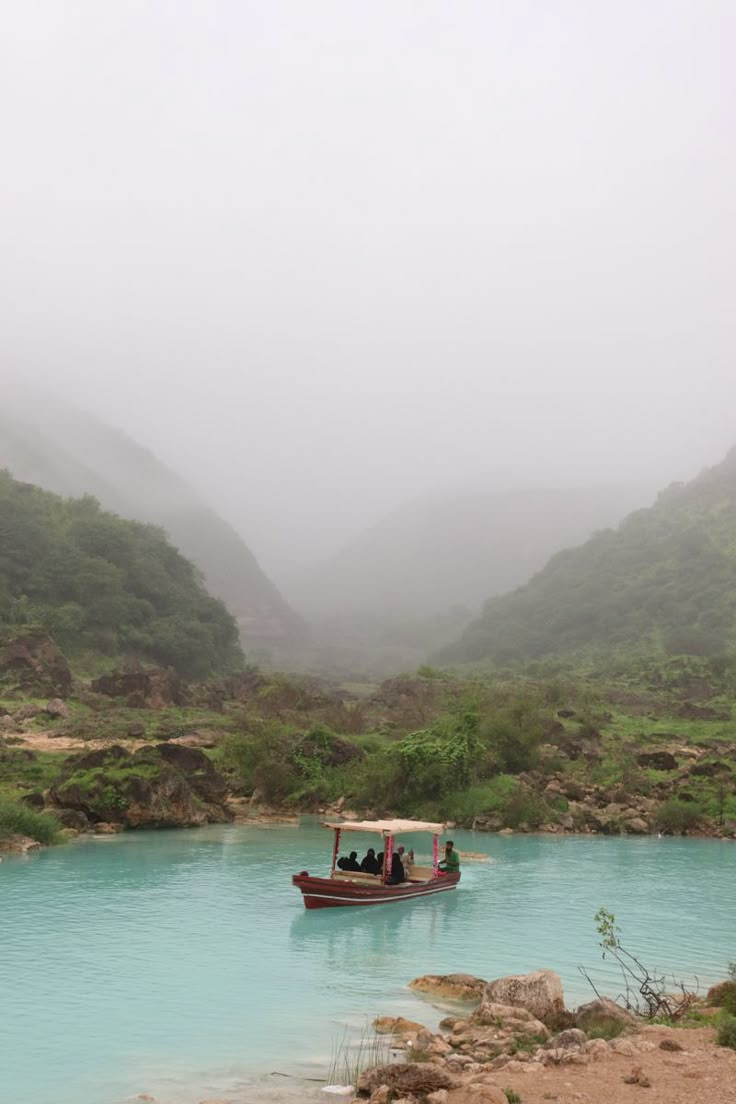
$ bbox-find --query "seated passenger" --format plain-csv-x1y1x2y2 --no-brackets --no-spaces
345,850,361,871
387,849,406,884
375,851,384,876
401,847,415,877
336,855,349,870
360,847,380,874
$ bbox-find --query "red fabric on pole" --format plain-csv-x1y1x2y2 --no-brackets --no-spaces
383,835,394,884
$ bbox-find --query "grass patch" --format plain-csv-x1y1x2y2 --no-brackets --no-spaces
326,1021,393,1088
509,1032,547,1054
584,1017,626,1040
0,749,67,800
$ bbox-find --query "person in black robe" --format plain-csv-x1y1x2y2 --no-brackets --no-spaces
345,850,361,871
360,847,379,874
387,849,405,884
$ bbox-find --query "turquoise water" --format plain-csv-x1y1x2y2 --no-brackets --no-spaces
1,821,734,1104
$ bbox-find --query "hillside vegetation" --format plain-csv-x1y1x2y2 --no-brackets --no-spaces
0,403,304,660
0,470,243,678
441,448,736,665
2,656,734,842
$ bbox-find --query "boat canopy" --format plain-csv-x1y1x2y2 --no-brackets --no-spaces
322,818,445,835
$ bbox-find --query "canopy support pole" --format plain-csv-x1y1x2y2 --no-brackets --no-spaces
432,833,439,876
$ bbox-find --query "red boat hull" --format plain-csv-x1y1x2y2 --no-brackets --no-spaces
292,872,460,908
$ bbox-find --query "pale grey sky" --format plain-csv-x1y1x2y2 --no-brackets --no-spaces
2,1,734,572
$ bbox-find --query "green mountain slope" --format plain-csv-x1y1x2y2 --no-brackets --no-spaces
440,448,736,664
0,470,243,678
0,405,304,657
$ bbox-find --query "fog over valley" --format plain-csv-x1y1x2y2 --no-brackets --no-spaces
2,1,735,669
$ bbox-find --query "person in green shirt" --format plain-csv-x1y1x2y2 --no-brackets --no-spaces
438,840,460,874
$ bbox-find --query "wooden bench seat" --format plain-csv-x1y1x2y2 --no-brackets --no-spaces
331,870,381,883
406,865,434,881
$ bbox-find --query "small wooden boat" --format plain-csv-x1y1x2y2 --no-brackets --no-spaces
292,818,461,909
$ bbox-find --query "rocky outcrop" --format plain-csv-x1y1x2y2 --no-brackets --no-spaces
48,743,231,828
90,664,186,709
483,970,564,1025
409,974,487,1003
0,630,72,698
373,1016,426,1036
447,1000,549,1058
636,751,678,771
353,970,643,1102
0,834,41,853
148,742,228,805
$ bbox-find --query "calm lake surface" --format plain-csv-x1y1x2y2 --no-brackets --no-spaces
1,821,734,1104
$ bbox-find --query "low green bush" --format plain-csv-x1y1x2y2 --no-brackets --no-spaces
717,1014,736,1050
654,797,703,834
0,799,60,845
711,982,736,1016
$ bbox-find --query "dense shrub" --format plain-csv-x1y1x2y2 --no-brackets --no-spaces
0,799,60,844
654,798,704,834
710,981,736,1015
388,710,482,803
717,1014,736,1050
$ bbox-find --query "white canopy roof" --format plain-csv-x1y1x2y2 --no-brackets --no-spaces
323,818,445,835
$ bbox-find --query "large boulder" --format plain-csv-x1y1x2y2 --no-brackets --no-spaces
410,974,487,1003
357,1062,457,1097
48,743,231,828
91,664,185,709
483,970,565,1025
468,1001,549,1036
45,698,69,719
636,751,678,771
689,759,732,778
0,630,72,698
373,1016,426,1036
544,1028,588,1050
574,997,636,1031
141,743,228,805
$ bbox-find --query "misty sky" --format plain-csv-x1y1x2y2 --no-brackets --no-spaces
2,2,735,573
